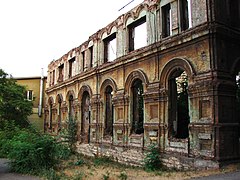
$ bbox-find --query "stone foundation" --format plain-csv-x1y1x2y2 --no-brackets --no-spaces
76,143,219,170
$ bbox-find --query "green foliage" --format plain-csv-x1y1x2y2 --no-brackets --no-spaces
143,144,162,172
59,116,77,152
0,69,33,127
103,171,110,180
0,121,71,175
94,156,114,166
74,159,85,166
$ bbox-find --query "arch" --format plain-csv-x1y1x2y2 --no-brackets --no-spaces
125,69,149,94
48,96,54,105
78,85,93,101
104,85,114,137
135,4,148,18
100,78,117,96
66,90,75,101
160,58,195,88
56,94,63,103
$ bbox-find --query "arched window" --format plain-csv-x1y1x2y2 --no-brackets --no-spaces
57,96,62,131
104,86,113,136
81,91,90,143
168,70,189,139
68,95,74,119
131,79,144,134
49,100,53,129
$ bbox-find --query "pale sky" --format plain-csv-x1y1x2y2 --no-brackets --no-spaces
0,0,143,77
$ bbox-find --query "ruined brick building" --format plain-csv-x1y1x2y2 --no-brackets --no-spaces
45,0,240,169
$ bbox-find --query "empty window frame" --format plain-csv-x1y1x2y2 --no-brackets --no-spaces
162,3,172,38
104,86,113,136
68,95,74,119
58,64,64,82
104,33,116,62
128,16,147,52
52,70,55,85
236,72,240,138
89,46,93,68
168,70,189,139
131,79,144,134
68,57,76,78
26,90,33,101
81,51,86,71
180,0,192,31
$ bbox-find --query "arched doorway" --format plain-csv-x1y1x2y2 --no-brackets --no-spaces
104,86,113,137
57,95,62,132
131,78,144,134
81,91,90,143
68,95,74,119
48,98,53,130
168,70,189,139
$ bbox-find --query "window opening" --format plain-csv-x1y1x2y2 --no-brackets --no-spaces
162,3,172,38
49,102,53,129
131,79,144,134
26,90,33,101
58,97,62,131
168,70,189,139
180,0,191,31
104,33,116,62
81,51,85,72
128,16,147,52
69,57,75,78
58,64,64,82
68,95,74,119
81,91,90,143
104,86,113,136
236,72,240,138
89,46,93,68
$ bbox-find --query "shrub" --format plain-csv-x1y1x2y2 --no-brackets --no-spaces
143,144,162,171
58,116,77,152
6,129,71,174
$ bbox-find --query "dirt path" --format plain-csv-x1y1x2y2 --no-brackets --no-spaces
0,158,40,180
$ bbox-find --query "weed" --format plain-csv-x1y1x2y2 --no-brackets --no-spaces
143,143,162,171
118,171,128,180
74,159,85,166
103,171,110,180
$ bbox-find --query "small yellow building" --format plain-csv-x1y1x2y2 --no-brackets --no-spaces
16,76,47,131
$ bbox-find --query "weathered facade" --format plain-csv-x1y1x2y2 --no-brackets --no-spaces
45,0,240,169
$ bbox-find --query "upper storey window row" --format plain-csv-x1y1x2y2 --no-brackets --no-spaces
48,0,195,86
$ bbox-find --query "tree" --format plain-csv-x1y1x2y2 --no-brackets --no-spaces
0,69,33,127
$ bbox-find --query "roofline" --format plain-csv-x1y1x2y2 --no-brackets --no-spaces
14,76,47,80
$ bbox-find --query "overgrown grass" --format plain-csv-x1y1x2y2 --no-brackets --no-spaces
0,120,71,177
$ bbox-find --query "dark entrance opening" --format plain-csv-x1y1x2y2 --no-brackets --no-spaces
131,79,144,134
104,86,113,136
81,91,90,143
168,70,189,139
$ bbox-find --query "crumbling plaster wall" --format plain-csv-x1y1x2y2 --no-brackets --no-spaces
45,0,240,169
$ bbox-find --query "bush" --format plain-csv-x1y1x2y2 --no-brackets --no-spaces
143,144,162,171
1,126,71,174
